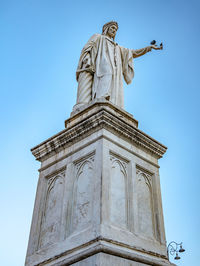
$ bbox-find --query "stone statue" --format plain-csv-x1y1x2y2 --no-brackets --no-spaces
74,21,162,111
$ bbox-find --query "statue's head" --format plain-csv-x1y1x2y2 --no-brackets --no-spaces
102,21,118,40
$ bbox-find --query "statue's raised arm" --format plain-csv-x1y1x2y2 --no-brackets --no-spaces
132,42,162,58
73,21,162,112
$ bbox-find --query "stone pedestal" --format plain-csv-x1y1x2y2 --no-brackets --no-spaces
25,100,173,266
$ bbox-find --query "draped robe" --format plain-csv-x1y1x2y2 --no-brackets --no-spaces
76,34,151,109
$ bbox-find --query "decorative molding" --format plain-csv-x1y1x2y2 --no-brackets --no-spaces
38,169,65,249
46,169,65,187
136,164,154,176
109,152,135,234
31,103,167,162
136,166,155,240
66,153,95,236
136,168,152,189
44,166,66,179
30,237,171,266
109,153,128,229
68,99,137,127
110,154,128,174
74,151,95,167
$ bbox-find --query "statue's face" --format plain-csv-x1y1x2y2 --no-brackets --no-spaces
107,24,118,39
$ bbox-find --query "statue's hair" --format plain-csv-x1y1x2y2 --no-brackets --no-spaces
102,21,118,37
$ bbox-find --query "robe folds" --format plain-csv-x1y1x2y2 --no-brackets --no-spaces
76,34,134,109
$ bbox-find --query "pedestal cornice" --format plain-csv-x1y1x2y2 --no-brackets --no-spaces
31,101,167,162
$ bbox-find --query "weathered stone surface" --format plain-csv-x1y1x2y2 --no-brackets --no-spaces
71,252,165,266
31,100,166,164
74,21,162,110
25,102,173,266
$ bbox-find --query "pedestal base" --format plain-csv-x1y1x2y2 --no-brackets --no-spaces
72,252,169,266
26,100,173,266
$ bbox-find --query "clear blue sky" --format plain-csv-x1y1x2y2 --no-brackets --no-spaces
1,0,199,265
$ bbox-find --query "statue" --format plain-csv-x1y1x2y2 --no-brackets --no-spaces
74,21,162,111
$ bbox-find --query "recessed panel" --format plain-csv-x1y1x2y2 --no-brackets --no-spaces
39,170,65,248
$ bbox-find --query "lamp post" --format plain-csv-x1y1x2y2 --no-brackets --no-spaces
167,241,185,261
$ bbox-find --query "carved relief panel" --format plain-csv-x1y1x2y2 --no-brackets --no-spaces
39,169,65,249
67,153,95,235
109,154,130,230
136,167,155,240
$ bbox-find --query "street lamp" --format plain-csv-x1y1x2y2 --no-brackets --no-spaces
167,241,185,261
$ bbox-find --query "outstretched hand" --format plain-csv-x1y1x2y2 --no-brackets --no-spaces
151,44,163,50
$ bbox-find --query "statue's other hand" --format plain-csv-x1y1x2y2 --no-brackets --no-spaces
151,45,162,50
82,53,91,68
